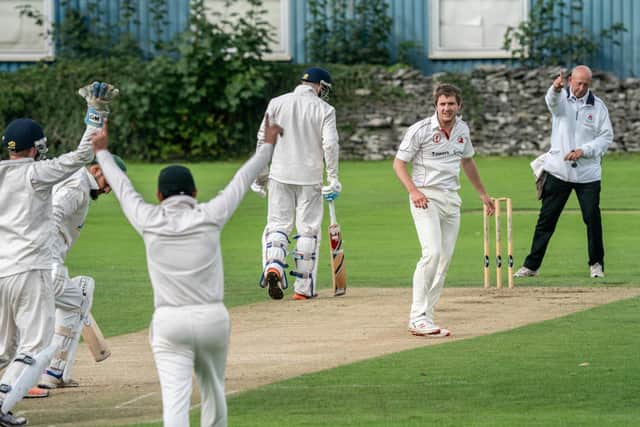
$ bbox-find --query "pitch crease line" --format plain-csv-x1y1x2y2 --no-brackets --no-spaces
115,392,157,408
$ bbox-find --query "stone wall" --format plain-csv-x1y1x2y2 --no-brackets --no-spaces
339,65,640,160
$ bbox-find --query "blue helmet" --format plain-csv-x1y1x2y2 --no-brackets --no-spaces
2,118,47,154
301,67,332,88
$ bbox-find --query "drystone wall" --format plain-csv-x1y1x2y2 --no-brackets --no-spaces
340,65,640,160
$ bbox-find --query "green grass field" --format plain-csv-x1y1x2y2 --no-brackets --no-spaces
67,154,640,426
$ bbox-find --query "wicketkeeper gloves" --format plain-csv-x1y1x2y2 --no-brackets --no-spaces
78,81,119,128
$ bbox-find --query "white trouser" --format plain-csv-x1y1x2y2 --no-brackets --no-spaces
263,179,323,297
409,188,461,324
150,303,230,427
0,270,54,400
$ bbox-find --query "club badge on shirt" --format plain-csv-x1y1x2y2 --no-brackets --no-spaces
433,133,441,144
586,113,594,122
457,136,465,144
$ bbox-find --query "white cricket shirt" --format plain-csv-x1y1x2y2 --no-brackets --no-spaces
395,113,475,191
0,128,94,277
96,144,274,308
257,84,339,185
49,168,98,260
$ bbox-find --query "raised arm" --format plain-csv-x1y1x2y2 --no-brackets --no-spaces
545,71,567,116
31,81,119,190
92,121,153,235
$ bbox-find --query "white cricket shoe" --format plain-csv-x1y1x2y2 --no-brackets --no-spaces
590,263,605,278
408,319,441,336
514,266,538,277
0,410,27,427
38,371,79,389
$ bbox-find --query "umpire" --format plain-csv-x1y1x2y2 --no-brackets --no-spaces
515,65,614,279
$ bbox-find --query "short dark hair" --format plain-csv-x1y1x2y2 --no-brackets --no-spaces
433,84,463,107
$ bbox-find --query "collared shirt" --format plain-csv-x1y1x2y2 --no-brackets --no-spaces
96,144,274,308
0,128,94,277
543,86,613,183
256,84,339,185
395,113,475,191
49,167,98,261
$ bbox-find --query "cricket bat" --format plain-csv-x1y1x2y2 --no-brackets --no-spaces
82,312,111,362
327,200,347,296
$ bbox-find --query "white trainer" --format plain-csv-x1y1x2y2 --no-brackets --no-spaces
590,263,605,278
514,266,538,277
408,319,440,336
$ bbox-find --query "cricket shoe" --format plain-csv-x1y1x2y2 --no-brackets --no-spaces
292,292,317,300
265,268,284,300
514,266,538,277
38,371,79,389
408,319,441,336
24,386,49,398
0,410,27,427
590,263,605,278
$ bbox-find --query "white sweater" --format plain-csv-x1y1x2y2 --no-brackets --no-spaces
96,144,274,308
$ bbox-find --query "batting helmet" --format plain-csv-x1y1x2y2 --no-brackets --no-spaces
301,67,332,88
2,118,47,153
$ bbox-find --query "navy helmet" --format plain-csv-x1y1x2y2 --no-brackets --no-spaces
301,67,332,99
2,118,47,154
302,67,332,87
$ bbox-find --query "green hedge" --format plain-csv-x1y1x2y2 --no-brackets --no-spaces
0,60,399,161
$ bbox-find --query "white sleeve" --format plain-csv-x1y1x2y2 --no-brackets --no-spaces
96,150,154,235
51,186,85,231
396,126,420,162
580,104,614,158
30,127,95,191
545,86,566,117
203,144,274,225
322,107,340,181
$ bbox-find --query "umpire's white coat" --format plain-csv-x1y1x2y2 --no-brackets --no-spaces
96,144,274,427
0,128,94,410
543,86,613,183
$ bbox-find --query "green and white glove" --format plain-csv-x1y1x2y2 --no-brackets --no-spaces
78,81,119,128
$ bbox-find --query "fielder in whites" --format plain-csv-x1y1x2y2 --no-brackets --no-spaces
0,81,112,426
93,115,282,427
38,140,126,390
515,65,613,279
393,83,495,337
252,67,341,300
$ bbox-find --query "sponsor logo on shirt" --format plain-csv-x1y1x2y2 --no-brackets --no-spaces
431,151,449,157
457,136,465,144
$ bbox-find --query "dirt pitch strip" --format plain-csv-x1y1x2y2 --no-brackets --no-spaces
15,286,640,426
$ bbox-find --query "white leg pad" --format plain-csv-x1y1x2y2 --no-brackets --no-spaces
260,231,289,289
0,343,57,413
47,276,95,383
291,234,318,296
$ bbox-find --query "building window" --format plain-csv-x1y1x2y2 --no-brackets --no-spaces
0,0,54,61
205,0,290,61
429,0,528,59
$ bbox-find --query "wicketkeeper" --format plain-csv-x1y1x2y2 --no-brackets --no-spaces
37,82,125,390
